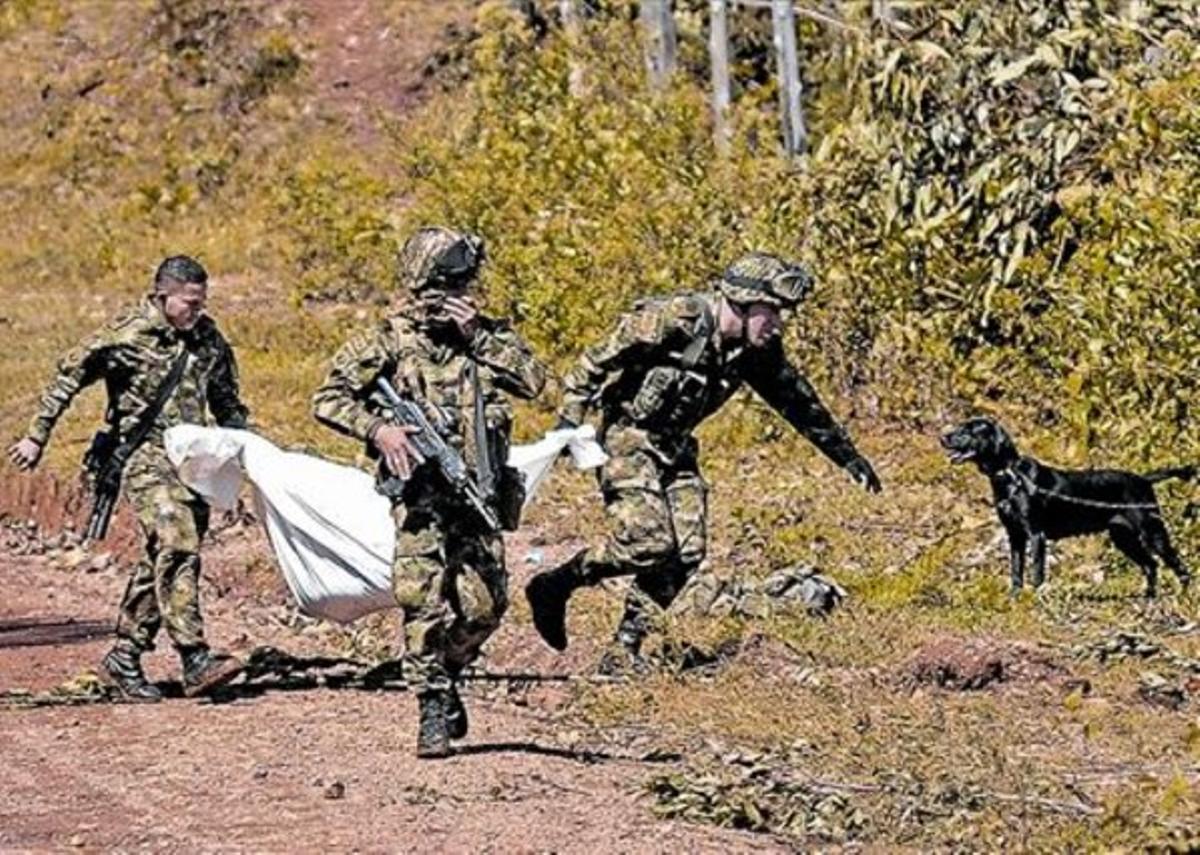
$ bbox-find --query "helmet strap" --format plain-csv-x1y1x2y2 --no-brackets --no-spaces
716,295,748,344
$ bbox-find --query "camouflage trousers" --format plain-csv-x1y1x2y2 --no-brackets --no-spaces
115,444,209,653
391,494,507,694
580,425,708,642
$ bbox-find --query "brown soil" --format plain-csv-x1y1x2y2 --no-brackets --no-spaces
0,526,775,852
300,0,476,143
905,635,1072,692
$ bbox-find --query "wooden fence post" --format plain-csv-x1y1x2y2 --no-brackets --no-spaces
771,0,807,155
641,0,677,90
560,0,585,96
709,0,732,152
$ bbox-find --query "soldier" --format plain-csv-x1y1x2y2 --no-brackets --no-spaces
525,252,883,672
312,227,546,758
7,256,250,700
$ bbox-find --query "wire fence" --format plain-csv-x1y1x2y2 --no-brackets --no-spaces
546,1,898,156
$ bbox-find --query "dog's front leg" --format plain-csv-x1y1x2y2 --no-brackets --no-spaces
1006,528,1027,595
1030,532,1047,588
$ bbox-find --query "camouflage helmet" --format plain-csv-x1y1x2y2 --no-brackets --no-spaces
397,226,486,292
718,252,813,308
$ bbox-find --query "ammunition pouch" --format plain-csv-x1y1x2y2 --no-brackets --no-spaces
625,366,708,432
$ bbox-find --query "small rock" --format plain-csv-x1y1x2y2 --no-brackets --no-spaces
253,766,269,780
68,834,85,848
324,780,346,800
1139,671,1187,711
523,549,544,566
86,552,113,573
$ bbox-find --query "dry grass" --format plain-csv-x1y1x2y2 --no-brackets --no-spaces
551,426,1200,848
2,2,1198,849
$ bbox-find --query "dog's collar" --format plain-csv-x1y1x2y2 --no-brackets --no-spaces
997,461,1034,491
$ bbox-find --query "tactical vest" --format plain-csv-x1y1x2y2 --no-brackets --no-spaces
373,320,516,514
616,299,725,437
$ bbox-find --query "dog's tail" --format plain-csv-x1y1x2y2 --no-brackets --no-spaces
1144,465,1197,484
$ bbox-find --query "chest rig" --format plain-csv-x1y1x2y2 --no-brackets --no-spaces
383,326,523,528
621,303,727,436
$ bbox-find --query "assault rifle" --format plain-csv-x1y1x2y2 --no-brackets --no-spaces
84,348,191,543
376,378,500,532
84,438,126,542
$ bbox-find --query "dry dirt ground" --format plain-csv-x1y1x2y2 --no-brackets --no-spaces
0,521,773,853
0,4,765,848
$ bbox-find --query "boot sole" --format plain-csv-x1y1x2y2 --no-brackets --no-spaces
104,680,164,704
524,576,569,652
183,658,244,698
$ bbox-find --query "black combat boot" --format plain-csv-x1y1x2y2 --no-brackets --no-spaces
101,644,162,702
524,549,587,651
445,683,469,740
416,690,452,759
180,646,244,698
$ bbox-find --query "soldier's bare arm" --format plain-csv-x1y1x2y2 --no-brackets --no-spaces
471,320,547,401
206,338,250,429
744,340,880,490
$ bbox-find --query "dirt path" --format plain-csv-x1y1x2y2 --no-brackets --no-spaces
300,0,475,142
0,541,773,853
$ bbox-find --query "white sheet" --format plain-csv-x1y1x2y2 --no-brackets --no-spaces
164,425,606,624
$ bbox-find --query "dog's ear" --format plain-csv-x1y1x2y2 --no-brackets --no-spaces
988,420,1017,462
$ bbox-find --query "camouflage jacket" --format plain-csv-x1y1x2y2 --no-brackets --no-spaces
311,311,547,495
27,297,249,449
560,291,861,467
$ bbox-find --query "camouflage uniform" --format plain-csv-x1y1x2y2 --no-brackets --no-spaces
530,253,876,659
311,233,547,701
28,297,248,656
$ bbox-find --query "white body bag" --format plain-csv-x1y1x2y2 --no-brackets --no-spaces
164,425,606,624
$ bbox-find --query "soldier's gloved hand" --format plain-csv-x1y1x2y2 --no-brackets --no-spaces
846,456,882,493
372,424,425,480
8,437,43,471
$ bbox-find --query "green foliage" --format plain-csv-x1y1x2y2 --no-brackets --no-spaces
384,1,1198,471
0,0,63,39
229,30,304,111
276,151,398,303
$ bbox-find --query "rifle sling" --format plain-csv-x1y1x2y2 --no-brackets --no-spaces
679,304,715,370
109,345,191,472
470,360,496,501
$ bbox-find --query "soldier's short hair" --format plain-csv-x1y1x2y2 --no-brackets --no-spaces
154,255,208,290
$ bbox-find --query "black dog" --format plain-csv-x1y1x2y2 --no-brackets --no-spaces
942,417,1193,596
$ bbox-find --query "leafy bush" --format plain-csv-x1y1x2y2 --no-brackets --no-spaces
385,0,1198,469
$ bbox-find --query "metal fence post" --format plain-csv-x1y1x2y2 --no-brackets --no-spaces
709,0,732,152
642,0,677,90
560,0,586,96
771,0,807,155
